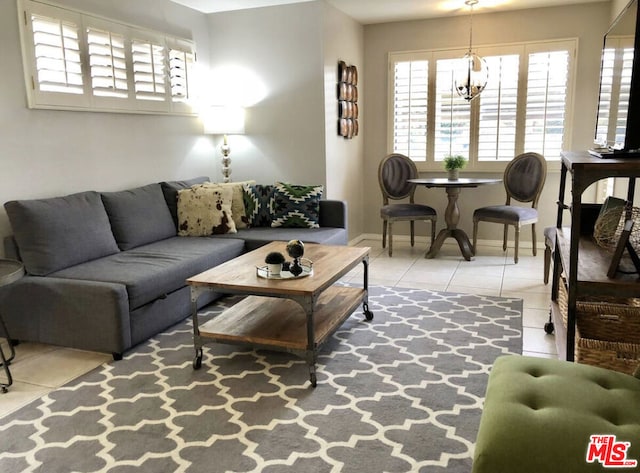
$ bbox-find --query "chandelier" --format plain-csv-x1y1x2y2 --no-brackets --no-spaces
455,0,488,101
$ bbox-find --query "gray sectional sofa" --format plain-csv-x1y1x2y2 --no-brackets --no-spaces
0,177,347,359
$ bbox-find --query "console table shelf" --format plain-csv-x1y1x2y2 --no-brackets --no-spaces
551,151,640,361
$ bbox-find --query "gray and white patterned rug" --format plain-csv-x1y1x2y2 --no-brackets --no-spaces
0,286,522,473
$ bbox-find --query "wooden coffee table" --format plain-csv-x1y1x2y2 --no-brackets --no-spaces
187,242,372,387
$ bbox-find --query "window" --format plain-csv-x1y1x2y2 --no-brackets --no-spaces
19,0,197,115
389,40,576,170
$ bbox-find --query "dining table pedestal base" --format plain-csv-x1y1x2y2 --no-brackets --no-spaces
408,177,502,261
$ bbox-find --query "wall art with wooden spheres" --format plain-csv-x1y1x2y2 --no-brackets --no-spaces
337,60,358,139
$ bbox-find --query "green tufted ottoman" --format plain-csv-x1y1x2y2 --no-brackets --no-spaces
473,355,640,473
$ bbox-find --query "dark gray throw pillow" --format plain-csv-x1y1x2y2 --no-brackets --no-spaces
101,183,177,250
160,176,210,227
4,191,120,276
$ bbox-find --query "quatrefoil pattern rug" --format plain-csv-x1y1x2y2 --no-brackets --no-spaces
0,286,522,473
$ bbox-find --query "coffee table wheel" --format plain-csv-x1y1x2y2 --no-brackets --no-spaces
363,303,374,321
193,348,203,370
544,321,554,334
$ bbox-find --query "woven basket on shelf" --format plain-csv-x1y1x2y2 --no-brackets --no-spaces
558,277,640,375
593,205,640,252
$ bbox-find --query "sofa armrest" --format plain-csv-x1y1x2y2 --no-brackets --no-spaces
319,200,347,229
0,276,131,355
3,236,20,261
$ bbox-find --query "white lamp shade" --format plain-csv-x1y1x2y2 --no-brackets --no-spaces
202,106,245,135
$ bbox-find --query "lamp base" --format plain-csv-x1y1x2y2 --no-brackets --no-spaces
221,139,231,183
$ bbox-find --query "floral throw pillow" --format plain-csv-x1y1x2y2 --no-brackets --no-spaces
243,184,274,227
271,182,323,228
177,184,237,236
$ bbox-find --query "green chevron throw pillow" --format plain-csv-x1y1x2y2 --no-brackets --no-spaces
271,182,323,228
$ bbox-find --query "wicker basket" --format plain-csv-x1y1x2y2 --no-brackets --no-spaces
593,205,640,252
558,278,640,375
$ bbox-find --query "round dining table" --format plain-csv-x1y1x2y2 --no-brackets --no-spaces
408,177,502,261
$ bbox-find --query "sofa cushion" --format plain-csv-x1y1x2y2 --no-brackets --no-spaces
160,176,210,227
4,191,120,276
101,184,177,251
49,236,246,309
243,184,274,227
177,184,237,236
271,182,323,229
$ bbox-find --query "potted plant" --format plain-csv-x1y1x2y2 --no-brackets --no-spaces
265,251,285,276
443,155,467,180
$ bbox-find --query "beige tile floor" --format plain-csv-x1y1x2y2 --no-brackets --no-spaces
0,239,557,419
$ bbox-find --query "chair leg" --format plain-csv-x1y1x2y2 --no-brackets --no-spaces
544,245,551,284
388,221,394,257
531,223,537,256
410,220,415,247
431,220,436,245
502,225,508,252
382,220,387,249
514,226,520,264
472,219,477,255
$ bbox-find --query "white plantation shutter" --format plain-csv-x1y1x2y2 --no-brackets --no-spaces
477,55,519,161
169,46,195,104
132,39,166,102
32,15,83,94
19,0,197,115
389,40,575,169
524,49,570,159
393,60,428,161
434,58,470,160
86,27,128,99
22,2,90,109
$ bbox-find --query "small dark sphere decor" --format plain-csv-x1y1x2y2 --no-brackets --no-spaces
286,239,305,259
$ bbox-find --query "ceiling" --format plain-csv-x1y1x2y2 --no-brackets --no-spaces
168,0,607,24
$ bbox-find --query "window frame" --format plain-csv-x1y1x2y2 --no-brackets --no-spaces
387,39,577,172
18,0,197,116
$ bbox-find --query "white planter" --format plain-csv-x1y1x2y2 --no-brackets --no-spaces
267,263,282,276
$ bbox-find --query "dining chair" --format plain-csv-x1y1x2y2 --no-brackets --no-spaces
378,153,437,256
472,152,547,263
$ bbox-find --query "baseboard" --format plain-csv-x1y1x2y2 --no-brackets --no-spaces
350,233,546,251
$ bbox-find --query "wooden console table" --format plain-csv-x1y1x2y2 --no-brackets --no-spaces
550,151,640,360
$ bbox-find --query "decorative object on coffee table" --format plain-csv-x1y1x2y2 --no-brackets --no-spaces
264,251,285,276
286,239,305,276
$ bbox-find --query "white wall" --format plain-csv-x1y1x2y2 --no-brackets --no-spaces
0,0,214,251
362,2,611,246
321,2,365,238
206,2,327,187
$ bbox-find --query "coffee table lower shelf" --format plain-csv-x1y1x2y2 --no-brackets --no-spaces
193,286,370,386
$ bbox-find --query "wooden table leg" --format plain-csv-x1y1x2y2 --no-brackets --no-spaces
426,186,474,261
